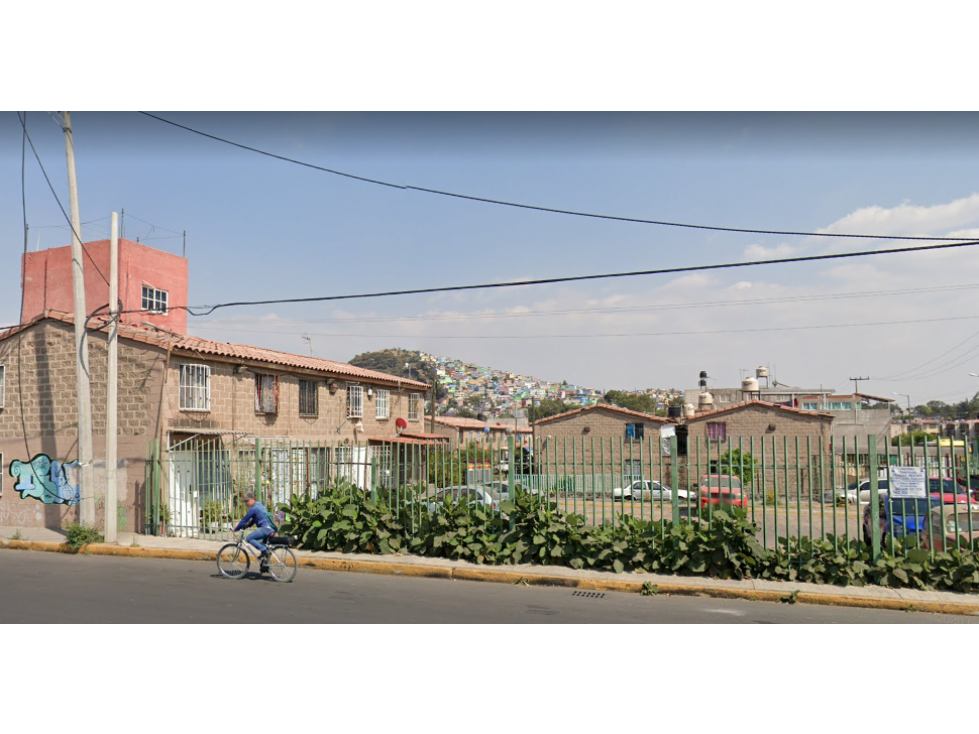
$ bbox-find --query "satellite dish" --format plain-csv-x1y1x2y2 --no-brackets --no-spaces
395,417,408,435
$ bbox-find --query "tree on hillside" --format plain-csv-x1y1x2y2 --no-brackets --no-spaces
527,399,579,423
604,389,656,414
348,348,423,380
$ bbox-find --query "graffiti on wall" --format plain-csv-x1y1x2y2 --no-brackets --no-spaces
9,454,81,505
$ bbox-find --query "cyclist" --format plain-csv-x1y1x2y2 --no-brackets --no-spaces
233,492,275,568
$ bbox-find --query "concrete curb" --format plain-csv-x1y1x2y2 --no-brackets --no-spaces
3,538,979,616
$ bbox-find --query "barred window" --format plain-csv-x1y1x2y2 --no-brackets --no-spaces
373,444,394,488
706,422,727,441
408,393,420,421
299,379,318,417
625,423,644,440
179,364,210,411
255,374,280,414
347,384,363,418
0,364,5,409
141,285,168,314
375,389,390,419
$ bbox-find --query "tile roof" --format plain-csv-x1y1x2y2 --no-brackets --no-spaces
532,404,668,426
685,400,834,422
431,415,532,433
3,311,430,390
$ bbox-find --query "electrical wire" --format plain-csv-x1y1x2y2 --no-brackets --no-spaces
121,212,183,236
137,112,972,244
18,112,33,462
116,237,979,318
193,281,979,327
186,313,979,340
16,112,110,286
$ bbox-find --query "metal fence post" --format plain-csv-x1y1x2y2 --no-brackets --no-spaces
869,435,881,563
670,436,679,524
254,437,262,499
508,432,516,531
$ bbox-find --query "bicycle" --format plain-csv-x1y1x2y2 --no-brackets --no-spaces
216,531,298,582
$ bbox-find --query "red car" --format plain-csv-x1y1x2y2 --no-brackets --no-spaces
928,477,973,505
699,475,746,508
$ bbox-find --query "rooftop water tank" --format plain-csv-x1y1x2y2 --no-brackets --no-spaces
756,366,769,379
699,391,714,408
683,403,696,418
742,377,759,392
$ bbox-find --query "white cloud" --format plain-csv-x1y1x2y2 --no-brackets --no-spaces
818,192,979,237
744,243,801,259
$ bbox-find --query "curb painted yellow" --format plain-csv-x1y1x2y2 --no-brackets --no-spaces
3,539,978,616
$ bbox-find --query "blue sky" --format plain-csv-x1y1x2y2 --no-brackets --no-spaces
5,111,979,406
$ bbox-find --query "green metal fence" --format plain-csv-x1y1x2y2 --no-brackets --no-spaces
146,431,979,561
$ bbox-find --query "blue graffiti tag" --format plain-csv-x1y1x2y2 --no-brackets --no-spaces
10,454,81,505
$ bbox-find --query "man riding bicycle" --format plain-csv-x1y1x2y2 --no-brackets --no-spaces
233,492,275,568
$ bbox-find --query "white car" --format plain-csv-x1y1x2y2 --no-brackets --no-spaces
613,480,687,502
822,479,890,506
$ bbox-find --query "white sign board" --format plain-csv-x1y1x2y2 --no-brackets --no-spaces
888,466,927,499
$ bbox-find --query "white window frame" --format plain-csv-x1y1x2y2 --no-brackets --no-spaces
179,364,211,412
141,285,169,314
375,389,390,420
0,364,5,409
408,393,420,421
347,384,363,418
255,373,279,414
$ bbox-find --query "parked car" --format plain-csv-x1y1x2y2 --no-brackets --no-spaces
919,505,979,551
415,485,502,514
927,477,976,506
612,480,688,502
699,475,745,508
823,479,890,505
862,495,942,545
482,480,541,501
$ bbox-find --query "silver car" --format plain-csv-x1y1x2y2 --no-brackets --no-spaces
613,480,687,502
823,479,889,506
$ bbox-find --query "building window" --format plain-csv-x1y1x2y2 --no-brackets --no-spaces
347,384,363,418
0,364,5,409
179,364,210,411
141,285,168,314
706,422,727,441
255,374,279,414
375,389,390,419
802,402,819,411
299,379,318,417
625,423,645,440
373,444,394,488
409,393,420,421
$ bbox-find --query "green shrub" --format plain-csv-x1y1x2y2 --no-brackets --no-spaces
63,522,104,552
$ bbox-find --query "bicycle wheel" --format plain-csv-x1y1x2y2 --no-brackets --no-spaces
216,543,250,579
267,546,298,582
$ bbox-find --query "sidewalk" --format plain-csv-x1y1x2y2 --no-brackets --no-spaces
2,525,979,616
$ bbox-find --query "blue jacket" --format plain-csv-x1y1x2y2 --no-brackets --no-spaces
234,502,273,531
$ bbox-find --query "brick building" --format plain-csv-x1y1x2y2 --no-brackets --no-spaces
0,311,431,534
675,401,835,496
427,415,532,448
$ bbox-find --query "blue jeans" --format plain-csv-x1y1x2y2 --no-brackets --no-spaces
247,526,274,555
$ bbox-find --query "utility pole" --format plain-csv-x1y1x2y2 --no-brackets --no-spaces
63,112,95,527
105,212,119,543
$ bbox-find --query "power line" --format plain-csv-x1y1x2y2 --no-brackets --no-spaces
121,212,183,236
194,281,979,327
118,236,979,318
137,112,968,244
187,313,979,340
16,112,109,286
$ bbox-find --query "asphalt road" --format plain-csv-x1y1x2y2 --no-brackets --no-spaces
0,551,975,623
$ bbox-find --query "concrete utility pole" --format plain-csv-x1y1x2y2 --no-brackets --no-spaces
63,112,95,527
105,212,119,543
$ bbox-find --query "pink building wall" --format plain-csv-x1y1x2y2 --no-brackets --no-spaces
21,239,189,334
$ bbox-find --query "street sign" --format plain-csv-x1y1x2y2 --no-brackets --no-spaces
889,466,927,499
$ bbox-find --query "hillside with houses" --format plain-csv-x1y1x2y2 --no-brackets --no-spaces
347,348,683,419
